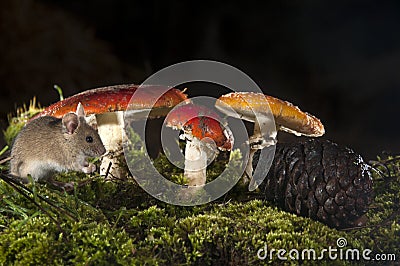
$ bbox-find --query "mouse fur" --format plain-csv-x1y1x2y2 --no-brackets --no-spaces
10,103,106,182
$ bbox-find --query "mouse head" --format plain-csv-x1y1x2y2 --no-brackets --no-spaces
62,103,106,157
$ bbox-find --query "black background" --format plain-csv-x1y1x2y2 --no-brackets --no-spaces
1,0,399,159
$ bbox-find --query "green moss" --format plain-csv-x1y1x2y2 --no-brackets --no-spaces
121,200,364,265
1,102,399,265
0,217,135,266
3,98,42,146
0,165,398,265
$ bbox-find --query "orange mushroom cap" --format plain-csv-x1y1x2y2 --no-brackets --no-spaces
165,104,233,150
31,84,188,120
215,92,325,137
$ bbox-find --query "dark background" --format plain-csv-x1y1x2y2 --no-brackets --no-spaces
1,0,399,159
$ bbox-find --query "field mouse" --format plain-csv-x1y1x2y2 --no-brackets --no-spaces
10,103,106,185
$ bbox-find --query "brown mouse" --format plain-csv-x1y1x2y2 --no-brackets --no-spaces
10,103,106,185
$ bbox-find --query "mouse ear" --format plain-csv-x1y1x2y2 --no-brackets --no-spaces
62,113,79,134
75,102,86,118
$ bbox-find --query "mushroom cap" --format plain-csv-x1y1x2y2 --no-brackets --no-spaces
32,84,188,120
215,92,325,137
165,104,233,150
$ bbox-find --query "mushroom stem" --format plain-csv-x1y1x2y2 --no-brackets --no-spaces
246,117,277,189
96,111,126,178
184,137,207,186
244,122,261,183
182,134,218,186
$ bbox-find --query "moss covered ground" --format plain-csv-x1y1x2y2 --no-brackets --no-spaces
0,104,398,265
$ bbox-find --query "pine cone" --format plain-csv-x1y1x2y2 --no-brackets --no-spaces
254,139,374,229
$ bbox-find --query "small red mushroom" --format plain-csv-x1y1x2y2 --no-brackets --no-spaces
165,103,233,186
165,104,232,150
33,84,188,177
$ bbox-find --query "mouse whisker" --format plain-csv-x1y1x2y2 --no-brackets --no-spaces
0,156,11,165
100,151,110,158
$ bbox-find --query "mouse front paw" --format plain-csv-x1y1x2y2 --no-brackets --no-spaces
82,163,96,174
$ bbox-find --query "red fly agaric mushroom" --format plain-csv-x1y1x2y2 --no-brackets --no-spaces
165,103,233,186
215,92,325,189
33,84,188,177
33,84,188,119
216,92,325,137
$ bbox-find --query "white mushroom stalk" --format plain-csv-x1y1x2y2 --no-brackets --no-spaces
182,135,215,186
95,111,125,178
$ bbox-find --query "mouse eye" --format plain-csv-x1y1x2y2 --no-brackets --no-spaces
86,136,93,143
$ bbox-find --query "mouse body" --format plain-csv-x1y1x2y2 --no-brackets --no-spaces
10,103,106,182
